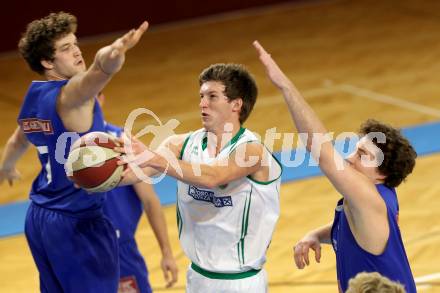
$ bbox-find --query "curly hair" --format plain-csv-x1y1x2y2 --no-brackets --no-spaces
18,12,77,75
346,272,406,293
360,119,416,188
199,63,258,124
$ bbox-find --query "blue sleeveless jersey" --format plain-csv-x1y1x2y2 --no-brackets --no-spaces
331,184,416,293
17,80,107,217
102,123,143,243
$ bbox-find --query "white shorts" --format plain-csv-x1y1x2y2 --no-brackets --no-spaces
186,264,268,293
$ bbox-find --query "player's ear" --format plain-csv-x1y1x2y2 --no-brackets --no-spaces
232,98,243,112
41,59,54,70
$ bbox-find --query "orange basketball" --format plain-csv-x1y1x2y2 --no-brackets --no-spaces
66,131,124,193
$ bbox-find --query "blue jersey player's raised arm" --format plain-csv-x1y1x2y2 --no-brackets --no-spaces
0,12,147,292
253,41,417,293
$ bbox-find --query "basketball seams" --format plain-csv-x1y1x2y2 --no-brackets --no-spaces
71,157,121,189
66,131,124,193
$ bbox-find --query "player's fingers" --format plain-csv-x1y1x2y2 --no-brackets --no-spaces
315,245,321,263
114,137,124,146
121,132,135,147
125,22,148,48
131,135,142,145
293,244,304,269
171,267,178,285
253,40,270,57
113,146,124,154
162,267,171,287
303,244,310,266
116,155,132,165
252,40,263,53
137,21,149,34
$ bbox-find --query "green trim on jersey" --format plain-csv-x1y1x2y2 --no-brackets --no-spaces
177,202,183,238
201,135,208,151
179,134,192,160
201,126,245,153
247,148,283,185
228,138,283,185
238,186,252,266
222,126,245,153
191,263,260,280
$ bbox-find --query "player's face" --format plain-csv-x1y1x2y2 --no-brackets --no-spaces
50,33,86,78
346,137,385,183
199,81,236,132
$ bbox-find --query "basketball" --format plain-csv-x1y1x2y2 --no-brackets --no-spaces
66,131,124,193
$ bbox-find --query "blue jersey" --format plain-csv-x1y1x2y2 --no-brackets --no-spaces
102,123,152,293
102,123,143,243
331,184,416,293
17,80,107,217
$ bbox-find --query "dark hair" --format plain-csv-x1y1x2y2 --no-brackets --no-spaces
360,119,417,188
18,12,77,75
199,63,258,124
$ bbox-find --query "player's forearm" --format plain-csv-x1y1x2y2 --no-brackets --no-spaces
307,222,333,244
0,132,29,170
145,207,174,257
149,154,222,189
280,83,329,151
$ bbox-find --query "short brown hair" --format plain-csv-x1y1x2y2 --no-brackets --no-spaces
360,119,416,188
199,63,258,124
18,12,77,75
346,272,406,293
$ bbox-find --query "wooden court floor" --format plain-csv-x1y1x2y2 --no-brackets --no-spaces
1,0,440,291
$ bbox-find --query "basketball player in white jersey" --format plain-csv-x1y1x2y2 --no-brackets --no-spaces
117,63,282,292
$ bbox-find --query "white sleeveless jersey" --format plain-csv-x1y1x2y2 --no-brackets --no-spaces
177,127,282,273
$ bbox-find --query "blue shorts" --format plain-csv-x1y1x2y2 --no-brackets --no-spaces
118,239,152,293
25,203,119,293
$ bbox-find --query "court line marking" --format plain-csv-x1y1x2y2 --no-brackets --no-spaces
337,83,440,118
132,82,440,127
415,272,440,290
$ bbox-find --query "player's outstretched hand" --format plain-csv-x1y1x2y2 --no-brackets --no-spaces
109,21,149,57
96,21,149,75
114,134,155,168
0,168,21,186
293,233,322,269
253,40,293,92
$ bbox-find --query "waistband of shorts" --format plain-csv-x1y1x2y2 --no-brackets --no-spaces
191,263,261,280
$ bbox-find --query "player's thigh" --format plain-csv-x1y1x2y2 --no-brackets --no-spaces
119,240,152,293
42,212,119,292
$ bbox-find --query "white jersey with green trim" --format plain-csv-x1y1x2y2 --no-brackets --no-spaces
177,127,282,273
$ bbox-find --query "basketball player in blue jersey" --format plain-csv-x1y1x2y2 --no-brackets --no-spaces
103,119,178,292
253,41,417,293
0,12,148,292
